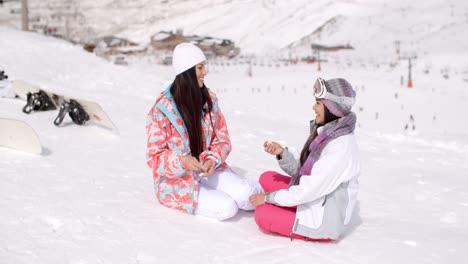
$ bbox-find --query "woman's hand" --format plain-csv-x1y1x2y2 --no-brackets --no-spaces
183,155,203,172
249,194,266,207
263,141,284,156
202,159,216,177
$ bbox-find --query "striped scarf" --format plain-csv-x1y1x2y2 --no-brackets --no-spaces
288,112,357,187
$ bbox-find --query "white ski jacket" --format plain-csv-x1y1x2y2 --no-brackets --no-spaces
266,128,360,240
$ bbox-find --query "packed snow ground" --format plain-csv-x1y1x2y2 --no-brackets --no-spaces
1,27,468,264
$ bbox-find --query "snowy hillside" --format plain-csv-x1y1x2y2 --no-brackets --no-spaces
1,25,468,264
1,0,467,59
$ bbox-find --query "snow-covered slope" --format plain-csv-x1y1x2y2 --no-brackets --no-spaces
1,0,467,59
1,26,468,264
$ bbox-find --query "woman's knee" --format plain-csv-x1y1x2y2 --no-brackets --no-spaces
232,179,262,210
196,187,239,221
197,198,239,221
254,204,273,231
259,171,290,192
215,198,239,220
259,171,277,187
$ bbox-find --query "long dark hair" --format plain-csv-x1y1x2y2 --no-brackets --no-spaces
170,66,213,160
299,104,340,166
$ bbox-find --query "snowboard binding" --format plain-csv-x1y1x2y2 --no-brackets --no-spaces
22,90,57,114
0,71,7,80
54,99,90,126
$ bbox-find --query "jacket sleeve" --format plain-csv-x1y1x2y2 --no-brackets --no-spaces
277,147,300,177
199,95,232,168
146,106,188,178
266,137,357,207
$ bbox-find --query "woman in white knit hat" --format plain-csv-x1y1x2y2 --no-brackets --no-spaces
145,43,262,220
249,77,361,241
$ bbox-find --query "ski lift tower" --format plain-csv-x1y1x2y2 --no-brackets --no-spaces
394,40,401,60
21,0,29,31
400,53,417,88
311,43,325,71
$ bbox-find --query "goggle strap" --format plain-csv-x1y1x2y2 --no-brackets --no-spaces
314,78,355,108
324,93,355,108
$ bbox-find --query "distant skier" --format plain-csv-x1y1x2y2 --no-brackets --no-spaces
0,70,15,98
146,43,262,220
410,114,416,130
404,114,416,131
249,78,361,241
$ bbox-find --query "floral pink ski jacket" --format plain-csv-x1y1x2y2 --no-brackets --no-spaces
146,86,232,214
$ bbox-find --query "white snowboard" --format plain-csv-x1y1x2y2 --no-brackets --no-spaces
0,118,42,154
13,80,64,108
13,80,116,131
67,97,117,131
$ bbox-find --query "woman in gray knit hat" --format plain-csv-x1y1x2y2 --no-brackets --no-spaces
249,77,361,241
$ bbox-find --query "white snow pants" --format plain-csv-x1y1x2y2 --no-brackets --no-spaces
195,170,263,221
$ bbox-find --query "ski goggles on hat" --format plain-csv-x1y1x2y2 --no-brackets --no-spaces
314,77,355,108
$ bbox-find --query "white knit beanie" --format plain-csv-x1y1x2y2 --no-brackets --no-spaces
172,43,206,75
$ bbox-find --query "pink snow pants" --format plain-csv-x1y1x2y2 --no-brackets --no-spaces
254,171,332,242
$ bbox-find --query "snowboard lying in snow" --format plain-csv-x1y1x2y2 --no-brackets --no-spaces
13,80,116,130
13,80,62,113
53,97,116,130
0,118,42,154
